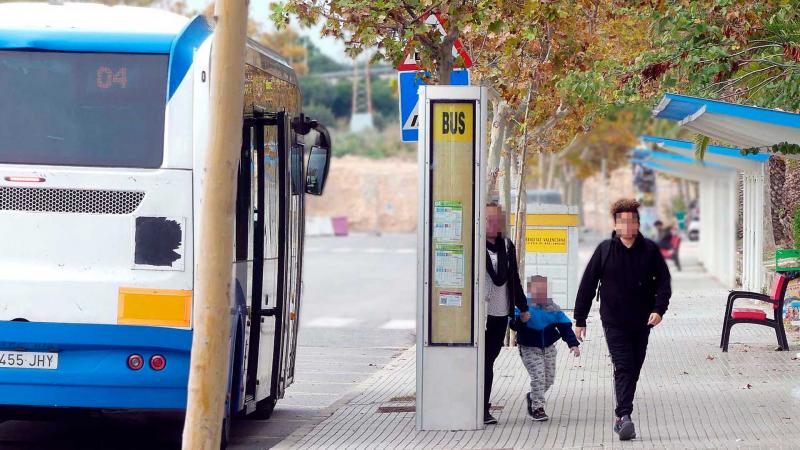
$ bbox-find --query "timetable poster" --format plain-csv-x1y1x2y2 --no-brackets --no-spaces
428,101,475,346
433,200,463,242
434,243,465,288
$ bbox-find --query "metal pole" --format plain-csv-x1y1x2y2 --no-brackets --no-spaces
182,1,248,448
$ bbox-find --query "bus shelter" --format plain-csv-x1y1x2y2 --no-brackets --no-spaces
640,136,769,289
651,93,798,292
632,145,738,287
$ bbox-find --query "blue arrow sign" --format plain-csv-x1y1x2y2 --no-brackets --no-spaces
398,69,470,142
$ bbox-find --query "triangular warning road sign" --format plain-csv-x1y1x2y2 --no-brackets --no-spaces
402,99,419,131
397,13,473,71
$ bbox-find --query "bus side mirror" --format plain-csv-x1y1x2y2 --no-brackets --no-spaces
291,114,332,196
305,145,330,196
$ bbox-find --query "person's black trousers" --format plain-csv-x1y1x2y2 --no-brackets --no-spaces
484,315,508,413
604,326,651,418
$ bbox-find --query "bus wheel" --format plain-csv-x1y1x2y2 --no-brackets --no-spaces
220,414,231,449
249,396,276,420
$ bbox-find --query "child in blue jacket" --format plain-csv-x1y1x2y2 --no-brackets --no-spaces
511,275,580,422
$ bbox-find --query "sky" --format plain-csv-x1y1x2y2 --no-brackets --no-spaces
185,0,352,63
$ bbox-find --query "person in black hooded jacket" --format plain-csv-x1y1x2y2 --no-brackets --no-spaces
574,199,671,441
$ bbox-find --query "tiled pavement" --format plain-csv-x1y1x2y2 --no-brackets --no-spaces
274,259,800,449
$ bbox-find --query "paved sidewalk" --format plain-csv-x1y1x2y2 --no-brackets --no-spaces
275,260,800,449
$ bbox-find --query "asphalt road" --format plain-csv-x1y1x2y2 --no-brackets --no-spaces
0,233,417,449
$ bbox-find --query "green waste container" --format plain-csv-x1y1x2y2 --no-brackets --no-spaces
675,211,686,231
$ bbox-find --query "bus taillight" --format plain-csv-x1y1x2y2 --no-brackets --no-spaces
149,354,166,371
127,354,144,370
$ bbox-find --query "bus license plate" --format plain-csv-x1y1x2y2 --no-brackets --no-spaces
0,351,58,370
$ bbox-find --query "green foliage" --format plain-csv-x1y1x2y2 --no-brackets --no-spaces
694,134,710,161
627,2,800,112
298,77,351,120
743,142,800,156
302,103,336,128
300,75,398,130
272,0,505,83
332,126,414,159
300,36,348,73
370,77,398,122
794,206,800,249
671,195,687,214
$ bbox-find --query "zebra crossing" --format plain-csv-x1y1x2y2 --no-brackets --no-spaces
305,246,416,254
302,316,416,330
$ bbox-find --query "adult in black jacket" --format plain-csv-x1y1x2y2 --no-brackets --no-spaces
574,199,671,441
483,203,529,425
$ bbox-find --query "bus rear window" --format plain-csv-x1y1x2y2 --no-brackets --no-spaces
0,51,168,168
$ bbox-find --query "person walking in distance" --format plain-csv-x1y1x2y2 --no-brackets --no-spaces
483,202,529,425
574,199,672,441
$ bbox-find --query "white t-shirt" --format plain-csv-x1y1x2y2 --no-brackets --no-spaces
485,248,510,317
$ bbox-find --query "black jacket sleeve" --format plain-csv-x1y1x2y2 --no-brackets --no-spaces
651,242,672,316
573,242,605,327
505,239,529,313
556,322,580,348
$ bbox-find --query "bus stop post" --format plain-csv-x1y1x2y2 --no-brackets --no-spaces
416,85,488,431
182,1,248,448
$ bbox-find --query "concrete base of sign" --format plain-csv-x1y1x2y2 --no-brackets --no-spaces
417,346,482,430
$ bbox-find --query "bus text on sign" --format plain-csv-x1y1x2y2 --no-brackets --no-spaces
441,110,466,136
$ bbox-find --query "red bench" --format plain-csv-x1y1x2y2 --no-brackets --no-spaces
720,273,789,352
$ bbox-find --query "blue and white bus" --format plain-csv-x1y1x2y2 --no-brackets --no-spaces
0,2,330,443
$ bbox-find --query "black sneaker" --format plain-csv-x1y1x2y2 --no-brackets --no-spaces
525,393,534,418
531,407,549,422
613,415,636,440
484,411,498,425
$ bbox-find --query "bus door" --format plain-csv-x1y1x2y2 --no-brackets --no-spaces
239,111,293,406
280,133,305,391
267,111,301,401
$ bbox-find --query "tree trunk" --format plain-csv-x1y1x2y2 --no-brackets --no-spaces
677,179,687,214
768,156,787,247
545,151,558,190
487,99,509,195
783,160,800,248
737,175,744,240
436,21,458,84
514,150,528,273
501,149,512,234
182,0,248,448
537,153,545,190
575,178,585,226
513,86,534,274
